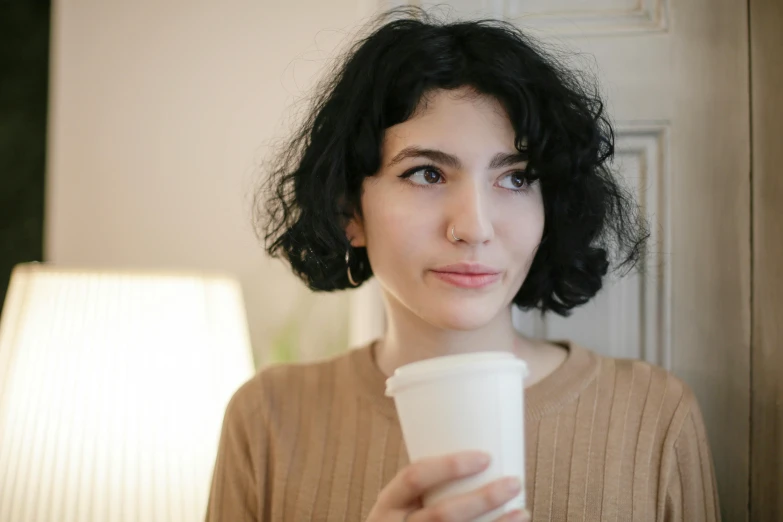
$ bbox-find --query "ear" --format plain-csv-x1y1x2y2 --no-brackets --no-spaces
345,212,366,248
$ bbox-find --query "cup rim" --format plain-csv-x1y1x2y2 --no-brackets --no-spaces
385,352,529,397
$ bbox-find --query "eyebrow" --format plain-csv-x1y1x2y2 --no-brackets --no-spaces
387,146,529,170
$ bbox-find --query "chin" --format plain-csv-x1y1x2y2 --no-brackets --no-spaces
424,299,501,331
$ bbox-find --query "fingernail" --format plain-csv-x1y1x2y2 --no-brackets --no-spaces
504,477,522,493
508,509,527,522
471,452,491,466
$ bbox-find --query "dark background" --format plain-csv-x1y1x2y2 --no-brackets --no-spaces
0,0,50,314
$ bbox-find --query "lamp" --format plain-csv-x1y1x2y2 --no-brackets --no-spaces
0,263,255,521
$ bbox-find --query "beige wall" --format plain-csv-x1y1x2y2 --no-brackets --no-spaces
46,1,368,365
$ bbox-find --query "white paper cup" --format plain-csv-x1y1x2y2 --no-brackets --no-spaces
385,352,528,521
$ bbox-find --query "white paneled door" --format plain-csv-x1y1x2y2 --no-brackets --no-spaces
352,1,751,519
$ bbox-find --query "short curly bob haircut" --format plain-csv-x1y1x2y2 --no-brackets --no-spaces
256,7,648,317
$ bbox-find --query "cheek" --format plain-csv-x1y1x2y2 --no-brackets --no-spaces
498,197,545,260
361,187,435,267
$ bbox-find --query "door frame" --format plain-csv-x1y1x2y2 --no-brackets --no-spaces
749,0,783,519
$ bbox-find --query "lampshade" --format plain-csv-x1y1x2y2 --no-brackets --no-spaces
0,263,255,522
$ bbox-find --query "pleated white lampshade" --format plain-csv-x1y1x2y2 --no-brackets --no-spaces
0,263,255,522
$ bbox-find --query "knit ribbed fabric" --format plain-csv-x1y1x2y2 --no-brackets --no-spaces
205,341,720,521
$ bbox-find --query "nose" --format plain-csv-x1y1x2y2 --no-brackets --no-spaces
448,181,494,245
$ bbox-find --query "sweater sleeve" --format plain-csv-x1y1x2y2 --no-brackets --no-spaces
205,377,269,522
664,390,721,522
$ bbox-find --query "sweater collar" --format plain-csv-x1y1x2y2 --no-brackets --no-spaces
348,338,601,422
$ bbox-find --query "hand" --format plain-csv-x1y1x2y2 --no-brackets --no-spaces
365,450,530,522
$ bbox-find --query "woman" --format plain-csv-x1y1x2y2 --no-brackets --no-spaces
206,8,720,522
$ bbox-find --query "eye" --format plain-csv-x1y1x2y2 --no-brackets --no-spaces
497,171,535,191
403,166,444,185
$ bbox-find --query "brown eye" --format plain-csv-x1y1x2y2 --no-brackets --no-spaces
422,168,441,184
511,173,526,188
498,172,529,190
403,166,444,186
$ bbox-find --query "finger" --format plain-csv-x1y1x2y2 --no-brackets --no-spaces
494,508,531,522
409,476,522,522
377,451,491,509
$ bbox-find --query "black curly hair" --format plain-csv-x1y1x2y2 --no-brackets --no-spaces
255,7,648,316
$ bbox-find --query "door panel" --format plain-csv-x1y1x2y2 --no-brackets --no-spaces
514,124,670,368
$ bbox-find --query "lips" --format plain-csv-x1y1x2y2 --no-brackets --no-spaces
430,263,502,289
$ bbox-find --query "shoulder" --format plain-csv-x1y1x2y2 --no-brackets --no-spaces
606,355,694,401
583,351,720,516
591,351,703,439
225,348,357,424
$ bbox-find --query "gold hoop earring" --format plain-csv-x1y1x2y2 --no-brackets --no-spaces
345,249,359,287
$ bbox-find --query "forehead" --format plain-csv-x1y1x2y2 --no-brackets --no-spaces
381,88,516,159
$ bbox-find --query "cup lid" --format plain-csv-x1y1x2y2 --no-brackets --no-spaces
385,351,529,397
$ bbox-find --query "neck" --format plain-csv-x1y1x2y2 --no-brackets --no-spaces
374,292,538,378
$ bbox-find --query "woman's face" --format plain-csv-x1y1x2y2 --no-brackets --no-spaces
347,87,545,331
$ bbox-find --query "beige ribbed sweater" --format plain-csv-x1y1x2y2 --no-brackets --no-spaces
205,341,720,521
